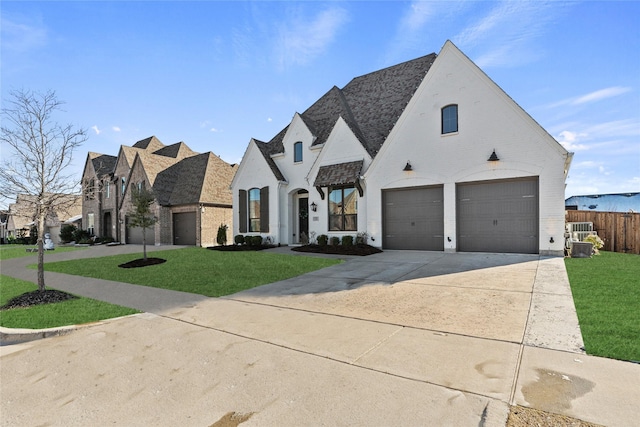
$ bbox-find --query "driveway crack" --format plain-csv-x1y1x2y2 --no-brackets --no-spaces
350,326,404,365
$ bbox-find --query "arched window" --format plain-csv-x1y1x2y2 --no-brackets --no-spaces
248,188,261,232
294,141,303,163
441,104,458,134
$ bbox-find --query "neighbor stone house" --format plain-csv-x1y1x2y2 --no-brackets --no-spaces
81,136,237,247
5,193,82,244
231,41,573,255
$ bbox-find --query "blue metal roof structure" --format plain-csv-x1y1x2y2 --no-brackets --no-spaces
565,193,640,213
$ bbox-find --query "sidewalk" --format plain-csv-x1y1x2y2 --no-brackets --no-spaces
1,245,639,426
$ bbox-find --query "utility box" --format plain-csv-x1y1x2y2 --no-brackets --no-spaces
571,242,593,258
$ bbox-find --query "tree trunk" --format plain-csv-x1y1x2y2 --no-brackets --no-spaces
37,209,46,292
142,228,147,260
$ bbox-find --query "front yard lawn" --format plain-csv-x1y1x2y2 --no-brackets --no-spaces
0,275,140,329
565,251,640,362
0,245,84,260
41,247,342,297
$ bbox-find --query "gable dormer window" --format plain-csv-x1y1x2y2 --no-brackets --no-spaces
441,104,458,134
294,141,303,163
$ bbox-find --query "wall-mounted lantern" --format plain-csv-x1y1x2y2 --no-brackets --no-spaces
403,161,413,171
487,149,500,162
310,202,317,212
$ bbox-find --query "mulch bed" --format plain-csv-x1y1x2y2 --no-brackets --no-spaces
292,244,382,256
118,257,167,268
207,245,276,252
1,289,78,310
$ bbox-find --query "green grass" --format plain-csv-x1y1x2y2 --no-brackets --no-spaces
0,275,140,329
41,247,342,297
565,251,640,362
0,244,85,260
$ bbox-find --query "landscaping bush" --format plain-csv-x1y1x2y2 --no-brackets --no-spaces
28,226,38,245
317,234,328,246
330,236,340,246
234,234,245,245
59,224,77,243
341,235,354,246
72,228,91,243
216,224,228,246
584,234,604,255
355,232,368,245
248,235,263,247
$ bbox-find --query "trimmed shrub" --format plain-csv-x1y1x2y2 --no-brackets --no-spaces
234,234,245,245
249,235,263,247
72,228,91,243
60,224,77,243
216,224,228,246
341,235,354,246
355,232,368,245
330,236,340,246
317,234,328,246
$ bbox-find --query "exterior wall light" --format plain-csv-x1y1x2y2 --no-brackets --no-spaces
310,202,317,212
488,150,500,161
403,161,413,171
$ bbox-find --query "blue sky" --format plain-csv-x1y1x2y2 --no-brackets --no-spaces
2,0,639,206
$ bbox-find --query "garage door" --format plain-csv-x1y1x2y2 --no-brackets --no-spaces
125,216,156,245
383,186,444,250
173,212,196,245
457,177,538,254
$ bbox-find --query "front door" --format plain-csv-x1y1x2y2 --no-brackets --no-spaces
298,197,309,243
103,212,112,238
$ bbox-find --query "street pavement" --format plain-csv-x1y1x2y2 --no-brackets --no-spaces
1,245,638,426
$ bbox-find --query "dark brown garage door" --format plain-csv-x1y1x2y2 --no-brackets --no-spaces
125,216,156,245
173,212,196,245
457,177,538,254
383,186,444,250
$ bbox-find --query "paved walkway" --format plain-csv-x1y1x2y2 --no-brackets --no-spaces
1,245,638,426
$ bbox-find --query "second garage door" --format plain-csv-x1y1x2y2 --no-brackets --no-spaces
173,212,196,245
457,177,539,254
383,186,444,250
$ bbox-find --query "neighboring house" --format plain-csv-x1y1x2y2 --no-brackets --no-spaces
0,210,8,244
5,193,82,244
231,41,573,255
566,193,639,213
81,136,237,247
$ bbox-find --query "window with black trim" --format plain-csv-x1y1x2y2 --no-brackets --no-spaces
328,186,357,231
294,141,303,163
441,104,458,134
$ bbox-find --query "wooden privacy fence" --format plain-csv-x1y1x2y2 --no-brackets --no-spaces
566,210,640,254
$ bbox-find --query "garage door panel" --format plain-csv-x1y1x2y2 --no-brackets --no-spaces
383,186,444,251
173,212,196,246
457,178,538,254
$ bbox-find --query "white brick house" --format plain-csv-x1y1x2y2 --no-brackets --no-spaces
231,41,573,255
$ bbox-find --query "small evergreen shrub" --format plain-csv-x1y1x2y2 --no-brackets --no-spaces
60,224,77,243
234,234,245,245
249,235,263,246
216,224,228,246
330,236,340,246
317,234,328,246
341,235,354,246
29,226,38,245
72,228,91,243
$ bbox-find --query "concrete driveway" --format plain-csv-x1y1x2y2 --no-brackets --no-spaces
1,246,638,426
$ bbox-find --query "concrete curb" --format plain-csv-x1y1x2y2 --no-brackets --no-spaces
0,314,141,346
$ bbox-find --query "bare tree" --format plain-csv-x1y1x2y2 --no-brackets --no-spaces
0,89,88,292
127,186,158,261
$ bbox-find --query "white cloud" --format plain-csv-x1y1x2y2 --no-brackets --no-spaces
91,125,101,135
572,86,632,105
200,120,211,128
0,17,47,52
210,127,219,133
267,117,272,122
556,130,588,151
403,1,434,32
112,126,121,132
276,6,349,69
454,1,565,68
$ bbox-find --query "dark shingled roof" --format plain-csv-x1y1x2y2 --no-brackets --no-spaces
256,52,437,179
314,160,364,187
153,141,198,159
132,136,165,151
90,153,117,177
